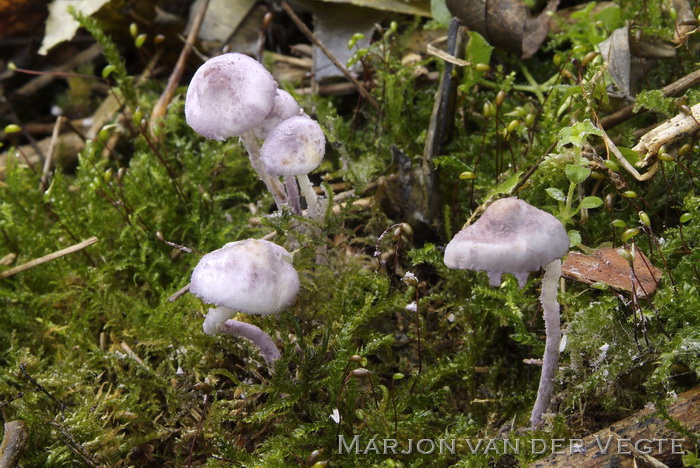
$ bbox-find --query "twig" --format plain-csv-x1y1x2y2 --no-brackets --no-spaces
50,422,101,468
281,1,380,111
120,341,146,368
149,0,209,139
168,283,191,302
601,130,659,181
19,363,70,412
612,430,670,468
39,116,65,191
185,394,209,468
0,420,29,468
600,68,700,130
0,237,98,279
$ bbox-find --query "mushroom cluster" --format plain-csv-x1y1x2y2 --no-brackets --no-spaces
185,52,326,220
444,197,569,428
190,239,300,365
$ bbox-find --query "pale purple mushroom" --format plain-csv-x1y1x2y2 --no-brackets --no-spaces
259,115,326,219
190,239,300,365
185,53,286,209
444,197,569,428
253,90,303,140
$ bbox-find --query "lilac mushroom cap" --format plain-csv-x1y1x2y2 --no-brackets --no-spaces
190,239,300,316
185,53,278,140
253,90,303,140
444,197,569,287
259,115,325,176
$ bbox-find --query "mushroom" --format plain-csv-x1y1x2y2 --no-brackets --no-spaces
259,115,326,219
190,239,300,365
185,53,286,209
444,197,569,428
253,89,303,140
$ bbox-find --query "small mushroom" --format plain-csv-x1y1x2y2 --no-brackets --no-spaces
190,239,300,365
185,53,277,140
253,89,303,140
259,115,326,219
185,53,286,209
444,197,569,428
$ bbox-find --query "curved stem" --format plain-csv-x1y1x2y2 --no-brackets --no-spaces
530,259,562,429
218,318,281,365
239,131,287,210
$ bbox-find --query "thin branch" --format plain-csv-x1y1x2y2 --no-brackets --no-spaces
39,116,65,191
281,1,380,111
0,237,98,279
168,283,191,302
149,0,210,139
600,68,700,130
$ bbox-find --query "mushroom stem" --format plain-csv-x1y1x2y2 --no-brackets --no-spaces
284,176,302,215
217,319,281,365
297,174,321,220
530,259,562,429
239,131,287,210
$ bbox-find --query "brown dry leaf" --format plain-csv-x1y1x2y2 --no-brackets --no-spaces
598,26,631,98
447,0,558,58
562,247,662,297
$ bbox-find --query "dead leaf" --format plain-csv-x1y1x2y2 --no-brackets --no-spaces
598,26,631,98
39,0,112,55
562,247,662,297
186,0,256,48
446,0,559,58
310,2,386,81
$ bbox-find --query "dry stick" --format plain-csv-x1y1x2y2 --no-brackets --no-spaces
612,430,670,468
149,0,209,140
168,283,191,302
0,237,98,279
600,68,700,130
19,363,70,413
0,420,29,468
281,1,380,112
39,116,64,191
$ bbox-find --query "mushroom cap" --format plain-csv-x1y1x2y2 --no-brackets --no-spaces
444,197,569,287
190,239,300,315
185,53,278,140
253,90,302,140
260,115,325,176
